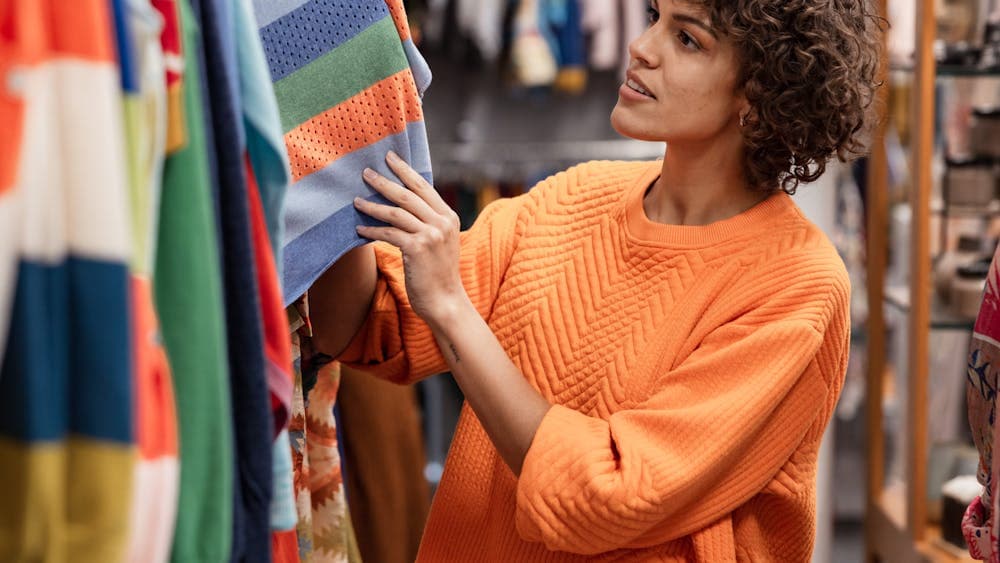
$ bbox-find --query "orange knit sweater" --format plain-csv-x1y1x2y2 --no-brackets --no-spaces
340,160,850,562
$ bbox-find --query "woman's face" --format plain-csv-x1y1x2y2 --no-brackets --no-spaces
611,0,747,145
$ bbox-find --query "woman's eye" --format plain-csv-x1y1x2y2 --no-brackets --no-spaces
646,6,659,25
678,30,701,50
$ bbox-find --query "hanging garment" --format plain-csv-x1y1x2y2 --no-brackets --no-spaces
189,0,275,558
232,5,300,561
552,0,587,95
580,0,619,70
620,0,646,73
237,0,295,436
245,156,299,563
151,0,187,153
254,0,433,305
288,300,362,563
964,242,1000,561
236,0,290,267
157,1,235,560
0,0,28,371
126,277,179,563
455,0,506,61
235,1,298,554
511,0,559,87
0,2,135,561
246,154,294,434
114,1,181,562
270,430,300,563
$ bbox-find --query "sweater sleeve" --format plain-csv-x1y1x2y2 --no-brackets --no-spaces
337,191,531,384
514,278,850,555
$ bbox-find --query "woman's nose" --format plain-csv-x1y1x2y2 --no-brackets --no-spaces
628,27,659,69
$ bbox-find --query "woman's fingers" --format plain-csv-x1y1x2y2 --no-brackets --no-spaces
363,166,437,223
385,151,458,219
354,196,423,233
356,224,409,248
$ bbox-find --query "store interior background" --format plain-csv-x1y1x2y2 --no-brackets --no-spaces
346,0,1000,561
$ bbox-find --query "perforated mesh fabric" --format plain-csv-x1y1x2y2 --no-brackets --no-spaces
384,0,411,40
284,70,422,181
259,0,386,81
260,0,434,306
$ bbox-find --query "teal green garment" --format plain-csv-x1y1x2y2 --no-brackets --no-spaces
155,1,234,560
234,0,289,269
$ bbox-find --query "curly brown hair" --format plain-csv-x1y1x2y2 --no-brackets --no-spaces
693,0,884,194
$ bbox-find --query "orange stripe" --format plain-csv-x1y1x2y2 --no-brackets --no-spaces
2,1,114,67
5,3,48,66
384,0,412,42
283,69,424,182
47,0,116,62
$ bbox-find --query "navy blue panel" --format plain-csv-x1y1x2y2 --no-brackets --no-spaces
259,0,387,82
191,0,274,559
0,261,70,442
67,257,133,444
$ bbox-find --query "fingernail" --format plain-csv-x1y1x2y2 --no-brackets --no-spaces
363,168,376,180
386,151,399,163
353,197,363,207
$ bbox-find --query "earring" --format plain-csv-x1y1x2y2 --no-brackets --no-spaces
739,113,747,127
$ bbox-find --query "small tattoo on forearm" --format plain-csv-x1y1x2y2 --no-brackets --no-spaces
449,343,460,363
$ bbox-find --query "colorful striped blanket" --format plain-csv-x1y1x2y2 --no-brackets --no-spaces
253,0,433,305
0,2,135,560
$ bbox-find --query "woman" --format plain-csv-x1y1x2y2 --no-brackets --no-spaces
311,0,880,560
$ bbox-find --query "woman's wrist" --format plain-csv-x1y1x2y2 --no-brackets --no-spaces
425,292,477,336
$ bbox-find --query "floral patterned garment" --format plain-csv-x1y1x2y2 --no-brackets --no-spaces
288,297,362,562
965,243,1000,561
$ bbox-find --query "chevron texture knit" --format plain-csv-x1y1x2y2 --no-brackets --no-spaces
340,160,851,562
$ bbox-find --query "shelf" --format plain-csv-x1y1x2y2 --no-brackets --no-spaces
937,64,1000,77
890,62,1000,77
884,285,977,330
919,525,977,563
871,486,975,563
931,199,1000,217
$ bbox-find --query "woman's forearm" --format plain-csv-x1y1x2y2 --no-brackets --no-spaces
429,296,552,476
309,243,379,358
346,154,550,474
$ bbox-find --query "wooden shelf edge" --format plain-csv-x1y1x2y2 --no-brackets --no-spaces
869,498,922,563
916,525,976,563
867,498,976,562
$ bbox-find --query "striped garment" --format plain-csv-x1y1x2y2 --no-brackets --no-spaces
0,1,135,561
0,0,25,369
252,0,433,305
112,1,180,562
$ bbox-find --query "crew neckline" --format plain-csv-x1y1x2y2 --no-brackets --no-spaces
622,161,798,248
